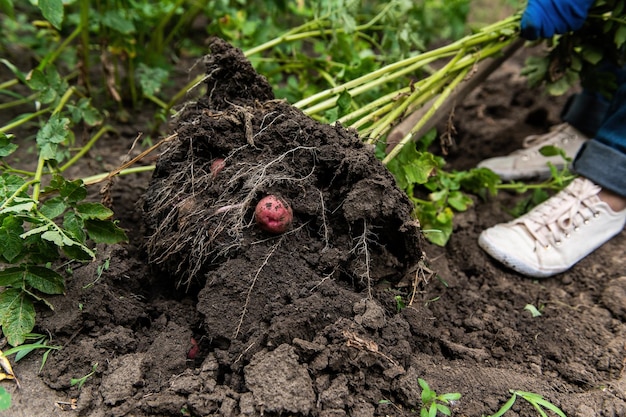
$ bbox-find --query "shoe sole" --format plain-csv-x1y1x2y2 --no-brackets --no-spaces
478,233,564,278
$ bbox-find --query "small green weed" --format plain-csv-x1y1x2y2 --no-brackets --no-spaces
394,295,407,312
418,378,461,417
83,256,110,289
70,362,98,390
486,390,566,417
524,304,544,318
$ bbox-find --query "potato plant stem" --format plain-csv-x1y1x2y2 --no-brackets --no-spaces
368,48,467,141
0,179,38,211
357,76,448,137
0,79,19,90
295,15,519,112
0,108,49,134
53,87,76,115
32,157,46,203
243,1,395,58
0,94,37,111
382,66,471,164
81,165,156,186
37,24,83,72
79,0,91,92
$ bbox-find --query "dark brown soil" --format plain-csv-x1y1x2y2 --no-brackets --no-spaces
5,38,626,417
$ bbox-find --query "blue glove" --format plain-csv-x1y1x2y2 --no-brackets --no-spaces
521,0,595,40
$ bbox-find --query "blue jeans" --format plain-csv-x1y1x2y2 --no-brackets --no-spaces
574,79,626,198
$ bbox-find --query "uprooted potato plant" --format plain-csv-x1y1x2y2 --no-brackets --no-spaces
141,38,424,297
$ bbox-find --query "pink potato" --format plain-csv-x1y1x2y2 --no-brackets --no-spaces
254,195,293,234
210,158,226,178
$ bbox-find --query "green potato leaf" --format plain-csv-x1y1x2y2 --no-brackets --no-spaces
23,266,65,295
84,219,128,244
75,203,114,220
38,0,64,30
0,288,36,346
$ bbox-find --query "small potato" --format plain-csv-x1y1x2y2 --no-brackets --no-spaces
254,195,293,234
210,158,226,178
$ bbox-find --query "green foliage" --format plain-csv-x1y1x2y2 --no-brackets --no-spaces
0,169,127,345
522,0,626,98
418,378,462,417
381,132,501,246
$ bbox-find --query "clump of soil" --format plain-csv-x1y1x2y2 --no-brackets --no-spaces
140,37,426,414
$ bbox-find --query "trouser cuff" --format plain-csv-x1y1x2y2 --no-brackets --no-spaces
562,92,610,137
574,140,626,197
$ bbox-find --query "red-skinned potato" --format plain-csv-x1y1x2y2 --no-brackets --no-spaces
210,158,226,178
254,195,293,234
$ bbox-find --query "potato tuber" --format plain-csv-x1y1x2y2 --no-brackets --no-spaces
254,195,293,234
210,158,226,178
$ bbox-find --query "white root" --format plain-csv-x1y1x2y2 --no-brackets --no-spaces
351,219,377,300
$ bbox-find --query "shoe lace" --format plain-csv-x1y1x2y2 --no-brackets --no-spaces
521,123,575,150
517,178,601,247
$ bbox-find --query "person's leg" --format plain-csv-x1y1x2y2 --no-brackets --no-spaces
573,80,626,198
478,82,626,278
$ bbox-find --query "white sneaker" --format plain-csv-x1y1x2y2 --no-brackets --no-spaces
478,178,626,278
477,123,588,181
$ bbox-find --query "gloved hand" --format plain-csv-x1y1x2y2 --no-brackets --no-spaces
521,0,595,40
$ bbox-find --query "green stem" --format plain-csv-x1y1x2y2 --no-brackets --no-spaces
342,88,411,127
128,58,137,108
31,157,46,203
164,73,208,113
295,15,519,111
29,88,77,201
0,165,36,177
359,76,448,138
79,0,92,92
369,49,467,141
164,1,204,47
145,94,169,110
244,1,395,57
81,165,156,185
59,125,115,173
52,87,76,115
304,55,443,115
35,208,95,258
0,79,19,90
151,0,186,53
0,108,50,134
382,65,471,164
496,174,576,192
0,94,38,111
37,24,83,71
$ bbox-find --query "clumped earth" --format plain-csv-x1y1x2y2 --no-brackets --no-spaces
6,38,626,417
